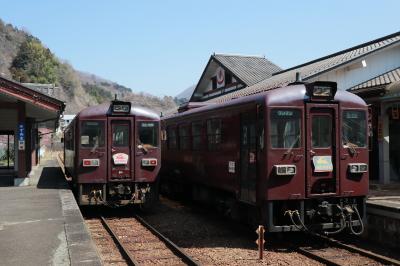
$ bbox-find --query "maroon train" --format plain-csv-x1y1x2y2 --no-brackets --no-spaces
161,81,369,234
64,100,160,208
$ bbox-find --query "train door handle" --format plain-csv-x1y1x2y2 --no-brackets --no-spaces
309,150,316,155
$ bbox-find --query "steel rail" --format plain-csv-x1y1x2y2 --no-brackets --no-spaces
134,214,201,266
295,246,342,266
314,234,400,266
100,216,139,266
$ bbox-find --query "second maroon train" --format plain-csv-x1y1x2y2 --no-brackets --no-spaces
160,81,369,234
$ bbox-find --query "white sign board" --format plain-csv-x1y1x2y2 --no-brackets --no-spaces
228,161,235,173
18,140,25,150
113,153,129,165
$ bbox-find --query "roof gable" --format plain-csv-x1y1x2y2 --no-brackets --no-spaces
213,54,281,86
190,54,281,102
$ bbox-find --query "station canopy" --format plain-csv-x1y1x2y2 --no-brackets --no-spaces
0,76,65,128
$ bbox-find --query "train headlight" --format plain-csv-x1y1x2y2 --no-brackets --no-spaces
275,165,296,176
348,163,368,173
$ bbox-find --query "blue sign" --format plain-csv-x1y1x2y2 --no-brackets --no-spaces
18,123,25,141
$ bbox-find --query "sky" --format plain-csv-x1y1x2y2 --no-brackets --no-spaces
0,1,399,97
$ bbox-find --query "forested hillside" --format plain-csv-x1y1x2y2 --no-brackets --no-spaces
0,19,177,114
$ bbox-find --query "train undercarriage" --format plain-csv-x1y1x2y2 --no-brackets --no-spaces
265,197,366,234
75,182,159,209
161,179,366,235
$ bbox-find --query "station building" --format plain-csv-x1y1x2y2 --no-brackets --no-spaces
0,76,65,186
189,31,400,184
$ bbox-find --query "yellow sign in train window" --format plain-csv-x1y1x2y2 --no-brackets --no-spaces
312,156,333,172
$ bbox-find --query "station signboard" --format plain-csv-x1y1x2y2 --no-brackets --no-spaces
18,123,25,150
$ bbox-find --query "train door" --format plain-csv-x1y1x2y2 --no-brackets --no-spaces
239,111,257,204
306,104,339,196
108,118,134,181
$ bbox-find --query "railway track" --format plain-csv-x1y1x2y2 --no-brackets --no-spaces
294,233,400,266
87,215,200,266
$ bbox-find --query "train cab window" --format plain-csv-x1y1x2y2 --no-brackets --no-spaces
80,121,105,148
207,119,222,151
139,122,159,148
270,109,301,148
192,122,203,150
312,115,332,148
342,111,367,148
113,123,129,147
178,125,190,150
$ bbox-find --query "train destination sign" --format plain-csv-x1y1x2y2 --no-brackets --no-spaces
312,156,333,172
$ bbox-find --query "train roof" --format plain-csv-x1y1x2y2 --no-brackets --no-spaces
76,102,160,120
164,83,367,120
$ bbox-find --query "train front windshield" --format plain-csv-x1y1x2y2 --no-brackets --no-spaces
138,122,159,149
80,121,105,148
342,111,367,148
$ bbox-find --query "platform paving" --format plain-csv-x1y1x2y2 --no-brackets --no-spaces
0,158,101,266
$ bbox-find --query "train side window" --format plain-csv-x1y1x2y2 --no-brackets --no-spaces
167,127,177,149
270,109,301,148
139,122,159,148
80,121,105,148
178,124,190,150
207,119,222,151
342,110,367,148
192,122,203,150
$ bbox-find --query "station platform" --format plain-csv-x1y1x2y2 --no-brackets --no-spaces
365,182,400,249
0,158,101,266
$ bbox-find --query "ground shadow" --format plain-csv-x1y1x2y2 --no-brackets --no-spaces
0,174,13,187
36,166,69,189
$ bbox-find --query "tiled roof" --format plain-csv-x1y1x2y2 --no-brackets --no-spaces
208,32,400,103
348,67,400,92
213,54,282,86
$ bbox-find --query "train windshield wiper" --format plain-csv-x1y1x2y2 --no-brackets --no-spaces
284,135,300,155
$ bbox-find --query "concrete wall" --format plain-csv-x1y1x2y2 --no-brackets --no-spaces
365,206,400,249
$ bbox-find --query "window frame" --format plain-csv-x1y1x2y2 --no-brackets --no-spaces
311,114,333,148
79,120,105,149
206,118,222,151
112,122,130,147
138,121,159,148
269,108,302,150
191,121,203,151
167,126,178,150
0,131,15,169
178,124,190,150
341,109,368,148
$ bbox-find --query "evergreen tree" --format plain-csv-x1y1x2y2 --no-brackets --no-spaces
10,37,59,83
